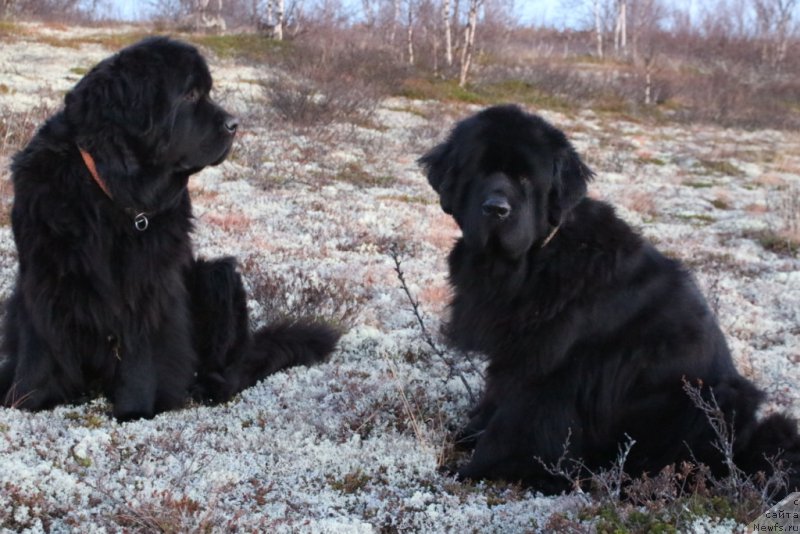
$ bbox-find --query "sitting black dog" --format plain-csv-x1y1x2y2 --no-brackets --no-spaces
420,104,800,494
0,37,339,420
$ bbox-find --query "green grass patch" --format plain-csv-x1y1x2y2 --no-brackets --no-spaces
328,470,370,494
0,20,24,37
696,159,745,177
334,162,394,188
749,229,799,257
637,155,668,166
378,194,435,205
69,66,90,76
593,94,630,114
399,77,484,104
385,104,429,118
678,213,716,225
683,179,715,189
476,79,572,110
191,33,291,63
33,32,148,51
399,77,572,110
64,409,106,428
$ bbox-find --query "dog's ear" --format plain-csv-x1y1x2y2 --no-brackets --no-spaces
418,141,456,215
548,145,594,227
65,63,160,139
63,67,152,205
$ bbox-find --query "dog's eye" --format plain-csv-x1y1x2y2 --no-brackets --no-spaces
184,89,202,103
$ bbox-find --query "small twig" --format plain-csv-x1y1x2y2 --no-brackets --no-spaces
682,378,743,491
534,428,585,494
681,378,788,507
389,242,476,404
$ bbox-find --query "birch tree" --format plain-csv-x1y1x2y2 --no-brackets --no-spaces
614,0,626,54
458,0,482,87
1,0,14,18
629,0,665,62
406,0,415,65
594,0,604,57
390,0,400,44
443,0,454,66
187,0,226,32
754,0,798,67
273,0,284,40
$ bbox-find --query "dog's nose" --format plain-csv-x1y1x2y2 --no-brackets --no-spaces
482,196,511,219
224,116,239,134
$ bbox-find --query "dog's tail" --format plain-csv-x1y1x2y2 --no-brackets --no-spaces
195,319,340,404
238,320,340,387
189,257,341,404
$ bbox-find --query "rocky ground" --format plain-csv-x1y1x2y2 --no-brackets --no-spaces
0,22,798,533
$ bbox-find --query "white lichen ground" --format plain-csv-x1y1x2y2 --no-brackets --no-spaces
0,23,798,533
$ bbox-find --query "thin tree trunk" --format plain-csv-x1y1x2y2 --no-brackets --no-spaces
443,0,453,66
774,0,797,67
407,0,415,65
458,0,480,87
614,0,627,54
594,0,603,58
274,0,284,40
264,0,273,25
390,0,400,44
432,10,440,75
452,0,461,49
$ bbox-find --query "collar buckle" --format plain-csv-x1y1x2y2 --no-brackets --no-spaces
134,213,149,232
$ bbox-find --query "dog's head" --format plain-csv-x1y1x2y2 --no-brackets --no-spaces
419,105,593,259
63,37,238,207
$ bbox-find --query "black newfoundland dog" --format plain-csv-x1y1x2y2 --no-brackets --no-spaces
420,104,800,494
0,37,339,421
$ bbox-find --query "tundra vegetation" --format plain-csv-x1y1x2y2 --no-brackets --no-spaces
0,0,798,531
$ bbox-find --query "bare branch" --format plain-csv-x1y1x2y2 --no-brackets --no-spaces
388,242,477,404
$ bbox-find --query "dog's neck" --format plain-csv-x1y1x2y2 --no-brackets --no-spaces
78,146,150,232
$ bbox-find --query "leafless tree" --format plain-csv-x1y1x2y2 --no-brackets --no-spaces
595,0,604,56
406,0,415,64
754,0,798,67
3,0,87,19
389,0,400,44
271,0,284,39
443,0,454,66
1,0,15,18
458,0,482,86
614,0,627,54
629,0,665,61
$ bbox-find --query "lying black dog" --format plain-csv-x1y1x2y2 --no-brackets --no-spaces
0,37,339,420
420,104,800,494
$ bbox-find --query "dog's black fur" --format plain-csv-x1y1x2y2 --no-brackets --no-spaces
0,37,339,420
420,104,800,494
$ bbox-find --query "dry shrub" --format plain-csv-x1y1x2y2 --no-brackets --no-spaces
619,190,659,219
0,104,53,158
530,377,789,530
772,184,800,241
202,211,252,233
240,258,362,329
0,177,12,226
753,184,800,256
265,43,407,127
